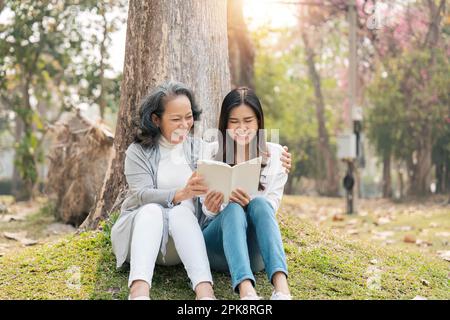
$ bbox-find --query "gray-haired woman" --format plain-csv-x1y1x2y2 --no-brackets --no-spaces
111,82,215,300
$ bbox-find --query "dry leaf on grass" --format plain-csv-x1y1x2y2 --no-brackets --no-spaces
3,231,38,246
403,234,416,243
437,250,450,262
332,213,345,221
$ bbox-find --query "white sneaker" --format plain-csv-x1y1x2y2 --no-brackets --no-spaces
128,294,151,300
270,291,292,300
196,296,217,300
240,293,262,300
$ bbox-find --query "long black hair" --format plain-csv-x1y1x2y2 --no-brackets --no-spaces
215,87,268,191
135,81,202,147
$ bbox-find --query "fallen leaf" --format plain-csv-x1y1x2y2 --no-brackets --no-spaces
403,234,416,243
393,225,413,232
429,222,439,228
374,217,391,226
421,279,430,287
437,250,450,262
347,229,359,235
333,213,345,222
3,231,38,246
415,239,432,247
0,214,26,222
358,210,368,217
372,231,394,240
436,232,450,238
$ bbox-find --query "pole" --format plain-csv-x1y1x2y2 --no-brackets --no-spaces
347,0,357,214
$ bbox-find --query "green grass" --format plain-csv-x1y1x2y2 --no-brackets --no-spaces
0,204,448,300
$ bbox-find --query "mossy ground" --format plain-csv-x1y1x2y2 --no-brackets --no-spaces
0,196,448,300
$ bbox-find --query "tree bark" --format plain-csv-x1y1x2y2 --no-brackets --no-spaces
11,116,23,198
81,0,230,229
302,31,339,196
410,131,433,196
227,0,255,89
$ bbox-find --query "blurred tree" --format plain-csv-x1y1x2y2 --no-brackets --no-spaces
296,3,344,196
81,0,231,229
77,0,126,120
0,0,125,200
252,25,343,195
227,0,255,89
366,0,448,197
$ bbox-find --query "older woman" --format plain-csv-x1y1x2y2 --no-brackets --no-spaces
110,81,292,300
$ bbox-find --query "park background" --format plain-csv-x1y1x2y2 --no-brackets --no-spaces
0,0,449,299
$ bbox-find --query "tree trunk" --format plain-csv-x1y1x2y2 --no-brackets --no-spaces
302,31,338,196
227,0,255,89
407,0,445,197
398,166,404,199
409,132,433,196
81,0,230,229
11,115,23,198
14,79,37,201
98,11,108,120
382,153,392,198
435,162,443,194
285,176,295,195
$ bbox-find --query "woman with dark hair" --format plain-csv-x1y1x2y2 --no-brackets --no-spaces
199,87,292,300
110,81,215,300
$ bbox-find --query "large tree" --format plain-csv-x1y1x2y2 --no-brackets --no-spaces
81,0,231,229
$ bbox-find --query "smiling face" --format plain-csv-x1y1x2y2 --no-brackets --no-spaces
227,104,259,146
152,95,194,144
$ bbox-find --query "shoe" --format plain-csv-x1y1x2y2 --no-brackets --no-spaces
128,294,151,300
270,291,292,300
196,296,217,300
240,293,262,300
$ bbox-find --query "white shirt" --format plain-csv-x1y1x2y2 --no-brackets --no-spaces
199,141,288,217
157,136,194,211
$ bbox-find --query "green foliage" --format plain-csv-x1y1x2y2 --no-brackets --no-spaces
252,27,343,187
366,48,450,185
0,200,448,300
0,0,126,198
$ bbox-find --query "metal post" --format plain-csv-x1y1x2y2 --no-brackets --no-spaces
347,0,357,214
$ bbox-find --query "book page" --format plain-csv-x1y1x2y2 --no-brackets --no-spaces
231,157,262,198
197,160,232,202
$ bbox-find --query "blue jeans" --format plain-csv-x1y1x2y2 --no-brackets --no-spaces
202,197,288,292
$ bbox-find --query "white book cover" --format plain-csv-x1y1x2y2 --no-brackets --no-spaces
197,157,262,203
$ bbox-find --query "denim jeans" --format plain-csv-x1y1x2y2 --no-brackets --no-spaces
202,197,288,292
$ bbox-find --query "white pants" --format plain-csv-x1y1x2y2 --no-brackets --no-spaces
127,202,213,290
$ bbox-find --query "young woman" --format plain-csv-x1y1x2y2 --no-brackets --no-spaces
200,87,292,300
110,82,292,300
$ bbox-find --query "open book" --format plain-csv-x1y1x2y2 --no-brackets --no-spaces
197,157,262,203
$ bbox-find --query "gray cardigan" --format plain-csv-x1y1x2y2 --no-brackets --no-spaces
110,135,210,268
